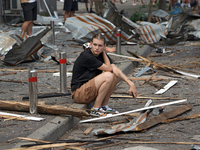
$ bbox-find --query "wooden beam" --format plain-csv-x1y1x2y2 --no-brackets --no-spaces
0,100,88,117
162,112,200,123
135,104,192,131
0,72,17,76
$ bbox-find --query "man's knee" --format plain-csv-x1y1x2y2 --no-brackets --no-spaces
103,72,117,81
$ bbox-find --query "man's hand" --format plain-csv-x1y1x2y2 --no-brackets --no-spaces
129,83,137,100
106,47,116,53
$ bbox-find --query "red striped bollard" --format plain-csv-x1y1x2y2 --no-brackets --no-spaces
28,70,38,114
116,28,121,54
59,52,67,93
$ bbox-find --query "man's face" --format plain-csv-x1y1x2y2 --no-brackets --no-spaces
90,38,106,57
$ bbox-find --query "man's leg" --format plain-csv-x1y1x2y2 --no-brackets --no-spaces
27,21,33,36
71,11,75,17
21,20,32,39
64,11,70,22
90,0,95,13
93,72,118,108
85,0,89,12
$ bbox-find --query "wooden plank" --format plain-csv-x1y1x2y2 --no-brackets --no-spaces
0,100,88,117
135,104,192,131
0,72,17,76
79,99,187,123
162,112,200,123
83,127,93,135
8,137,52,144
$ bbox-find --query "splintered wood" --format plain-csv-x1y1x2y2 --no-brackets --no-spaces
136,104,192,131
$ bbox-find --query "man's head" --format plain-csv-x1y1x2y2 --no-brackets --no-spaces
90,33,106,57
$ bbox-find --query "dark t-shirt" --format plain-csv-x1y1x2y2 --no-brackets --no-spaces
71,49,113,92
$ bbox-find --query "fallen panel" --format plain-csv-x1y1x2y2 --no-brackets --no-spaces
65,13,134,44
145,9,170,23
136,104,192,131
93,100,152,135
135,18,172,44
155,80,178,95
170,11,200,34
104,1,139,36
1,27,51,66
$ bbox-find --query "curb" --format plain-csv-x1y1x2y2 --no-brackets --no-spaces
13,45,153,148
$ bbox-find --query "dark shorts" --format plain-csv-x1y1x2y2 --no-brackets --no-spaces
72,78,97,104
63,0,78,11
21,2,37,21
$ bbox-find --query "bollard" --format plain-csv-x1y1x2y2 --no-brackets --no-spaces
116,28,121,54
50,21,55,45
29,70,38,114
60,52,67,93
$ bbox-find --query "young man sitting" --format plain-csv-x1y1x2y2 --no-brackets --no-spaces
71,33,137,117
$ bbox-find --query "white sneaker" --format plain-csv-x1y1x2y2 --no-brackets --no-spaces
65,28,71,33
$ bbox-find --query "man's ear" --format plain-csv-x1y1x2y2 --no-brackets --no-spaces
90,41,92,46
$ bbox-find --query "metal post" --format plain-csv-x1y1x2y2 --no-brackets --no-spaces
60,52,67,93
29,70,38,114
116,28,121,54
50,21,55,45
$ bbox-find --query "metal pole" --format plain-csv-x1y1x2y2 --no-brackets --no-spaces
116,28,121,54
29,70,38,114
43,0,53,18
60,52,67,93
50,21,55,45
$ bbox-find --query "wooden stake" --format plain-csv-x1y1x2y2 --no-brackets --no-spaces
84,127,93,135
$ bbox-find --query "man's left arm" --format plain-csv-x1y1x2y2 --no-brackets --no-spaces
111,64,137,99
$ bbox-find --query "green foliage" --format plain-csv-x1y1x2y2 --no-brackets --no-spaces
130,5,147,22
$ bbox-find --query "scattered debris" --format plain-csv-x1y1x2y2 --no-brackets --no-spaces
155,80,178,94
92,100,152,135
134,67,156,77
79,99,187,123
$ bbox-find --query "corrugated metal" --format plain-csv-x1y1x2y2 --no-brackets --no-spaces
65,13,134,44
1,27,51,66
135,20,171,44
93,100,152,135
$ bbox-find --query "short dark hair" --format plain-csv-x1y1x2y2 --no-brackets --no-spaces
91,33,106,44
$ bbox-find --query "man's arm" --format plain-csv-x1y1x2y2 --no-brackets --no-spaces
98,50,113,72
111,64,137,99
